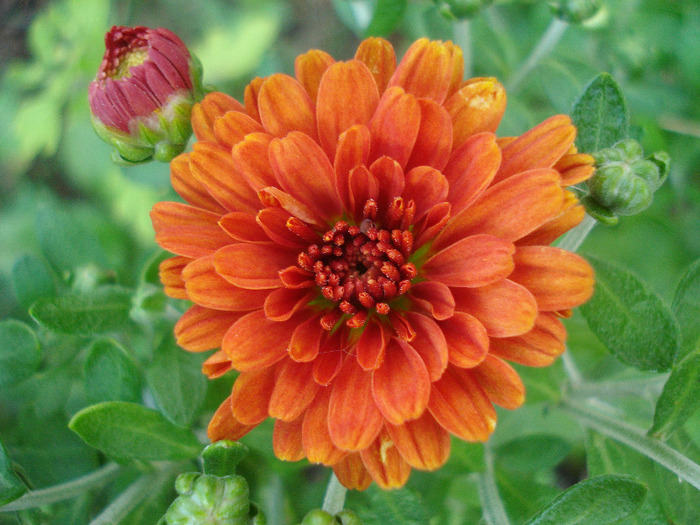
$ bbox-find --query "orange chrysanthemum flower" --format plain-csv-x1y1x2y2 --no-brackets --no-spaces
151,38,595,490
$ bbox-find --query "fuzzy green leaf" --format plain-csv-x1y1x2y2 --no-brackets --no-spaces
495,434,571,473
11,254,57,310
672,258,700,359
571,73,629,153
524,475,646,525
580,256,680,371
0,438,27,506
84,339,142,404
0,320,41,388
360,486,430,525
30,286,133,335
69,402,201,461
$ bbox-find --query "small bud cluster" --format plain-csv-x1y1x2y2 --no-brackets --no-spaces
433,0,494,20
582,139,670,225
296,508,363,525
549,0,603,24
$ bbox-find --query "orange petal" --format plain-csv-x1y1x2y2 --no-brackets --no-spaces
495,115,576,183
354,37,396,93
219,212,269,244
517,190,585,246
294,49,335,102
244,77,264,123
434,168,564,250
290,315,324,362
151,202,232,258
368,86,421,169
402,166,449,221
333,452,373,491
222,310,296,371
386,411,451,470
444,132,501,215
175,305,244,352
269,359,320,421
214,244,295,289
213,110,265,150
317,60,380,158
356,321,387,371
428,366,496,442
302,387,346,465
231,366,276,425
208,395,257,442
268,131,341,220
370,156,405,213
360,431,411,489
170,153,225,213
413,201,451,248
445,78,506,150
259,186,326,228
409,281,455,321
191,92,245,142
202,350,233,379
389,38,453,104
273,417,305,462
452,279,538,338
183,255,268,311
313,333,345,385
444,41,465,99
372,338,431,425
404,312,448,382
159,255,190,299
439,311,489,368
279,266,314,289
334,125,371,212
406,99,453,171
348,165,379,222
555,152,595,186
190,141,260,214
423,234,515,288
256,207,307,249
264,287,315,321
509,246,594,311
490,312,566,367
328,355,384,451
231,132,277,192
470,354,525,409
258,74,317,139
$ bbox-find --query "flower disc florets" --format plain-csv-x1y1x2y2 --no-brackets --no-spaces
151,37,595,490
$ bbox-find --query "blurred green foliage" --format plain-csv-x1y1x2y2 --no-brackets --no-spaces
1,0,699,523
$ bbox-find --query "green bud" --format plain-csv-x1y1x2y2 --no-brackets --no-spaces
301,509,338,525
433,0,494,20
549,0,602,24
647,151,671,186
174,472,201,495
593,146,624,165
615,138,643,161
588,163,653,215
630,159,661,190
201,440,249,477
165,474,250,525
336,509,363,525
250,503,268,525
580,195,619,226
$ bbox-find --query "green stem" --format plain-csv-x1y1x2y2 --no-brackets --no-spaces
556,214,596,253
1,463,121,512
507,18,568,92
478,445,511,525
453,19,472,78
321,472,347,516
90,472,160,525
560,396,700,491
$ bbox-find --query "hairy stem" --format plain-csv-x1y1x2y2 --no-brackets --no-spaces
557,214,596,253
507,18,568,92
322,472,347,516
478,444,511,525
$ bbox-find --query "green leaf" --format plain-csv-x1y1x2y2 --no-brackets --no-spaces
0,438,27,506
571,73,629,153
672,258,700,359
523,475,646,525
147,336,207,427
580,256,680,371
360,486,430,525
0,319,41,388
30,286,133,335
649,351,700,440
495,434,571,473
69,401,201,461
84,339,142,404
11,254,57,310
365,0,408,37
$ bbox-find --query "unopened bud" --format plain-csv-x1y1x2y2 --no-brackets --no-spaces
165,473,250,525
550,0,602,24
433,0,494,20
89,26,203,165
300,509,338,525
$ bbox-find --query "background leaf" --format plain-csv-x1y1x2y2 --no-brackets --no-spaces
365,0,408,37
0,319,41,388
83,338,142,404
671,257,700,359
0,438,27,506
69,401,201,461
11,254,57,310
523,474,646,525
580,256,680,371
571,73,629,153
357,486,430,525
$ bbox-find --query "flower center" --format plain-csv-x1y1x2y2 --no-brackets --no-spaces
297,199,417,329
99,27,149,80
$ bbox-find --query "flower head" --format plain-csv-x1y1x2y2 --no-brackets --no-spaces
89,26,203,164
151,37,594,490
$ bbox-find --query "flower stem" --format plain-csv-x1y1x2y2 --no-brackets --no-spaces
322,472,347,516
89,471,161,525
556,214,596,253
560,396,700,491
478,444,511,525
1,463,121,512
453,19,472,78
507,18,568,92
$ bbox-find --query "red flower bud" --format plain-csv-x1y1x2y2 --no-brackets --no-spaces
89,26,203,164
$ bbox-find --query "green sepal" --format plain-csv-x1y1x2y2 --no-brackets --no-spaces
300,509,337,525
336,509,363,525
164,473,249,524
580,195,619,225
549,0,602,24
201,441,249,477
